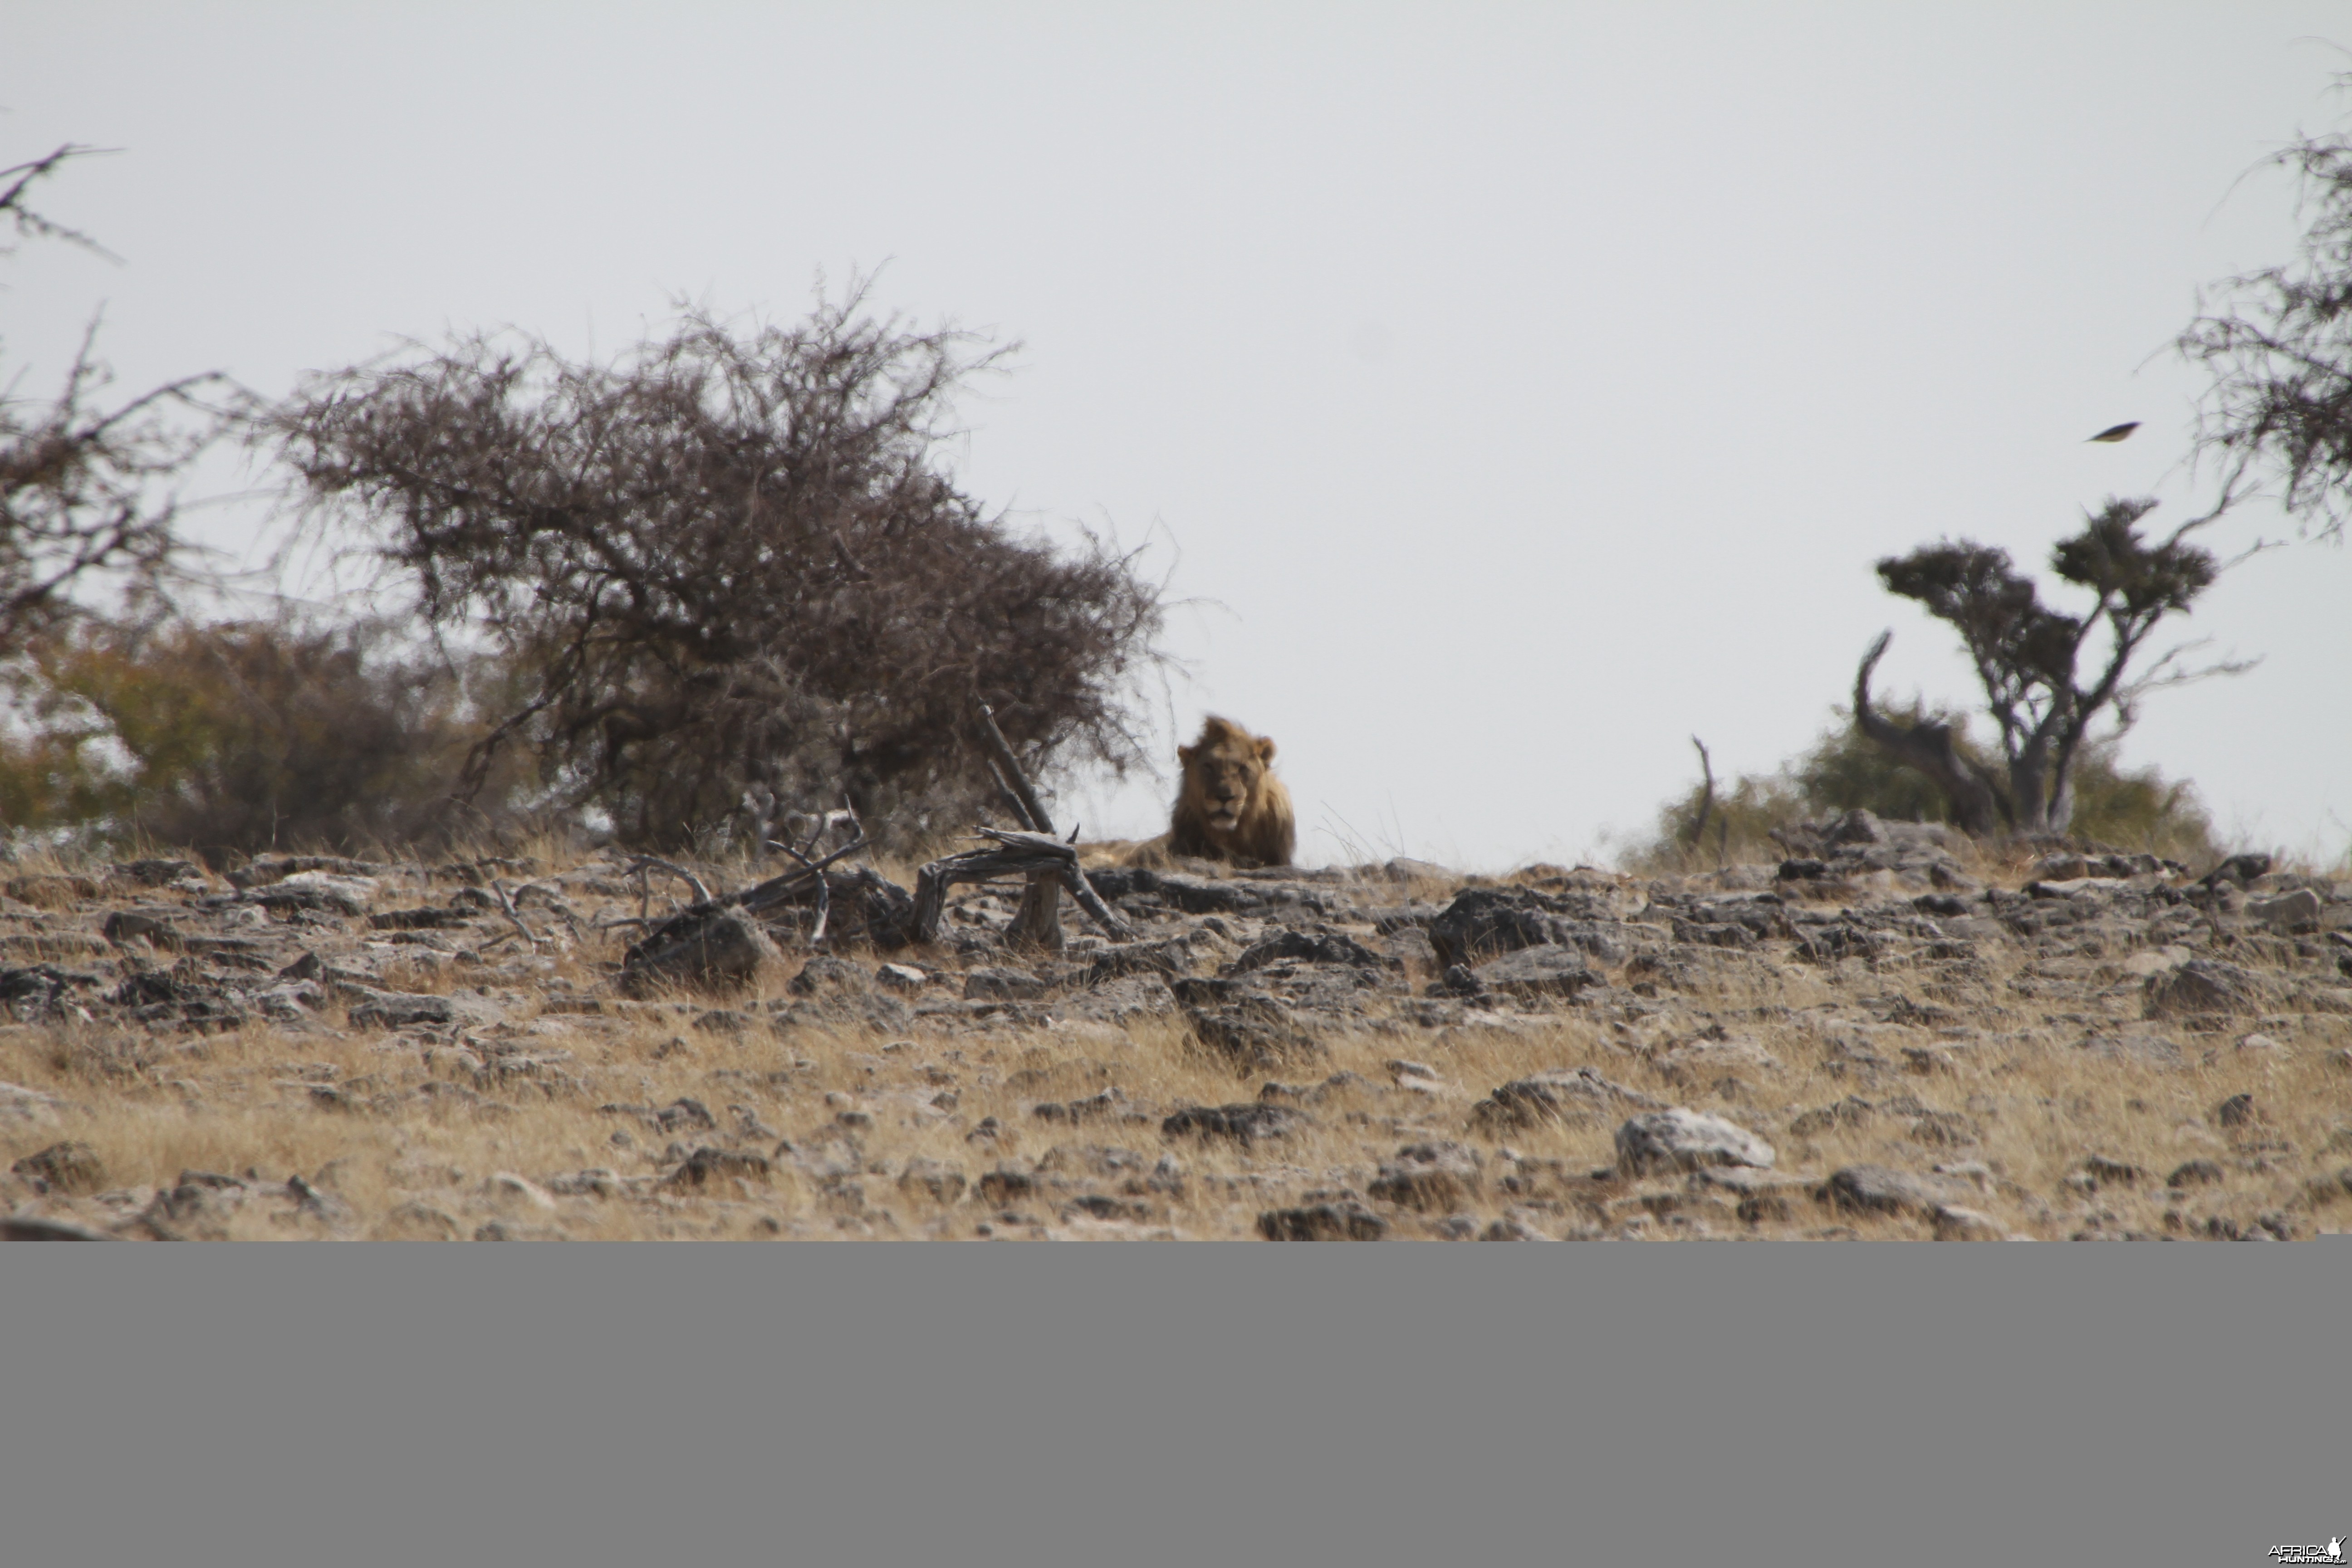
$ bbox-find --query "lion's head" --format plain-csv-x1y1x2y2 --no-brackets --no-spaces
1168,715,1295,868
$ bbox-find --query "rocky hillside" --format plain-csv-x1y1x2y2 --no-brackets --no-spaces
4,809,2348,1241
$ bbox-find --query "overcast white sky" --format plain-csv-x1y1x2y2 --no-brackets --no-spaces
8,4,2350,869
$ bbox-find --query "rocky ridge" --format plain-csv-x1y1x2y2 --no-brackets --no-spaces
4,813,2350,1241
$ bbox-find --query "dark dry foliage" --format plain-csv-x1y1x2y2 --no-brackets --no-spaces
2178,80,2352,541
1,146,242,655
267,291,1166,850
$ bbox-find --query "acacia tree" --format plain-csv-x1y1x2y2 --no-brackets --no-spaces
0,146,240,653
2177,80,2352,541
268,291,1166,850
1854,497,2237,838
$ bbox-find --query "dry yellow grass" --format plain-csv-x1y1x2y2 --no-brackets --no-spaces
3,837,2347,1241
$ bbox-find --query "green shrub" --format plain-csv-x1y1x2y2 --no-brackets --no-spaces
1625,704,2216,872
0,617,530,862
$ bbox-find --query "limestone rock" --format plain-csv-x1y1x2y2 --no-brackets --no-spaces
1367,1142,1483,1212
620,906,779,996
1615,1108,1774,1177
1472,945,1602,1000
1930,1205,2006,1240
11,1139,108,1196
0,1080,65,1129
2145,958,2270,1019
1257,1201,1388,1240
1161,1102,1308,1146
1473,1066,1660,1131
1819,1164,1939,1216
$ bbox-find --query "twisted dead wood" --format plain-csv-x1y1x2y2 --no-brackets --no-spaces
913,828,1135,946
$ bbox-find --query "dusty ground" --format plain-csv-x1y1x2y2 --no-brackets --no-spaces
3,817,2348,1240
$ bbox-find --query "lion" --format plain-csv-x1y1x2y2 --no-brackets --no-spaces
1167,715,1295,867
1078,716,1295,871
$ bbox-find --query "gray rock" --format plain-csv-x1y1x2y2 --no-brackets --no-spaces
543,1169,620,1198
282,1173,355,1226
898,1157,968,1205
1694,1166,1819,1225
1257,1201,1388,1240
1788,1096,1877,1137
2,1215,113,1240
621,906,779,996
1083,937,1198,985
774,990,915,1034
2248,888,2323,933
114,858,201,887
1230,928,1388,973
11,1140,108,1196
1474,1066,1660,1131
663,1146,772,1189
2145,958,2270,1019
1906,1111,1982,1148
1367,1142,1483,1212
2081,1154,2146,1186
1171,978,1323,1075
345,988,462,1030
0,1079,65,1129
1472,945,1601,1000
788,955,870,995
1162,1102,1308,1146
1033,1087,1130,1124
483,1171,557,1211
2166,1159,2225,1188
1931,1205,2006,1240
1819,1164,1938,1216
1615,1108,1775,1177
1479,1212,1555,1240
964,966,1046,1001
1655,1035,1782,1083
251,871,378,916
1428,887,1621,968
255,982,326,1022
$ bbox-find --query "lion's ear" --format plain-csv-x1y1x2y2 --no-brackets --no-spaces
1177,744,1198,767
1256,737,1276,764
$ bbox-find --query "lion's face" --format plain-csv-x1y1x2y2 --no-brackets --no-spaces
1180,733,1273,836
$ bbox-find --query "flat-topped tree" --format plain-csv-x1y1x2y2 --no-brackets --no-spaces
1856,496,2243,839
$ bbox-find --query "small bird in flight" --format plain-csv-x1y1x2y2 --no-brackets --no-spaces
2087,421,2140,443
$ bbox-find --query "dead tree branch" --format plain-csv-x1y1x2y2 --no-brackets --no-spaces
976,700,1055,834
912,828,1136,946
488,878,545,950
1684,735,1716,851
626,855,712,905
1853,632,2006,837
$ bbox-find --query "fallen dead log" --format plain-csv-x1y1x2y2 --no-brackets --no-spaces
912,828,1136,946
